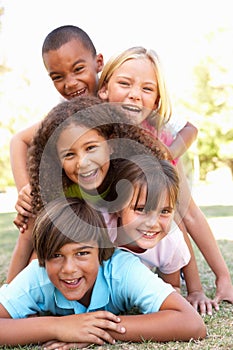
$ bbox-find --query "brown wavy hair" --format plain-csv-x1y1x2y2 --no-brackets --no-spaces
28,95,171,214
33,197,115,267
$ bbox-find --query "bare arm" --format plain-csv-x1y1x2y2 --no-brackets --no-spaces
10,122,40,192
176,159,233,304
110,292,206,342
0,306,125,346
157,269,181,293
6,218,36,283
169,121,198,159
0,292,206,346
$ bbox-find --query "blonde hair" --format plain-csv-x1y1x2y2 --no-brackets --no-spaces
98,46,172,130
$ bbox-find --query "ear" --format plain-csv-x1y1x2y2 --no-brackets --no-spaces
107,138,114,155
96,53,104,73
98,84,109,101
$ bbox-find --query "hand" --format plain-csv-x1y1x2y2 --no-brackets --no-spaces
42,340,90,350
186,291,219,316
15,184,34,217
53,311,125,345
214,276,233,304
13,213,29,233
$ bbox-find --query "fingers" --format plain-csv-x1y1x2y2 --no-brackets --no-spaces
15,202,33,217
13,214,28,233
42,341,90,350
55,312,125,345
15,184,33,217
187,292,219,316
84,315,125,345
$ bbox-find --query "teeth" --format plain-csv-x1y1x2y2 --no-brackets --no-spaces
79,169,97,177
70,88,86,97
122,104,141,113
65,279,77,284
141,231,158,237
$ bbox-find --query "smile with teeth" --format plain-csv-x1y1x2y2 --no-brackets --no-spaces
62,278,81,286
79,169,98,178
122,104,142,113
140,230,160,237
70,88,86,98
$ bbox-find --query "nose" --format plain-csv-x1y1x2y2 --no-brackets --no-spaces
62,257,78,274
78,154,91,169
64,73,78,90
144,211,159,228
128,86,141,101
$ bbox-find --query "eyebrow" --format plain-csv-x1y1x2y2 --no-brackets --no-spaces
76,245,96,251
58,139,102,151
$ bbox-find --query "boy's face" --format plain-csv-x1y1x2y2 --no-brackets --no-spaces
118,186,174,251
45,242,99,306
43,39,104,100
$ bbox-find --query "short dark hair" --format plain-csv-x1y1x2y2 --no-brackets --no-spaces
42,25,96,56
32,197,115,267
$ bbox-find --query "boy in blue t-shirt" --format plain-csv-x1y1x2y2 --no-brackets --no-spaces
0,197,206,347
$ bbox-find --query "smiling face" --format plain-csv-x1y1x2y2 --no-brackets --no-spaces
43,39,104,100
45,242,99,306
118,185,174,252
56,125,112,192
98,57,159,124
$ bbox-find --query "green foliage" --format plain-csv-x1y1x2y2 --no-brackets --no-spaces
180,31,233,180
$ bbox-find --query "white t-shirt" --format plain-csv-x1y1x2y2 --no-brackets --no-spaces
103,211,190,274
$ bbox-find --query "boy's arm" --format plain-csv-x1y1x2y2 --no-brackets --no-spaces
169,121,198,159
0,294,206,346
0,306,124,346
10,122,40,192
110,292,206,342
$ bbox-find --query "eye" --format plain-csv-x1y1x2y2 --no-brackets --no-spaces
49,253,62,260
134,206,147,214
117,79,130,87
63,151,75,159
76,251,89,257
74,65,85,73
86,144,98,152
51,74,63,82
143,86,154,92
161,207,173,215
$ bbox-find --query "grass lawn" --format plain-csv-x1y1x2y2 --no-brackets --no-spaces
0,208,232,350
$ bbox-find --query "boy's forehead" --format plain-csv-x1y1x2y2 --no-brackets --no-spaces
60,241,98,250
43,39,94,65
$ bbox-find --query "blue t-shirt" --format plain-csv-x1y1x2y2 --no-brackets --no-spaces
0,249,174,318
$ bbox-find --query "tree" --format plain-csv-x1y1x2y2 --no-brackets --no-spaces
178,29,233,180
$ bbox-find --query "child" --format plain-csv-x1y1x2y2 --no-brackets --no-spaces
10,24,104,216
0,197,206,346
112,154,191,292
97,46,233,307
7,96,169,282
26,96,217,316
9,28,232,308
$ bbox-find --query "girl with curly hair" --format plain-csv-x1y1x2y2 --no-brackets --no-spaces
7,95,170,281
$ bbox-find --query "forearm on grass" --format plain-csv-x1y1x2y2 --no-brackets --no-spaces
109,292,206,342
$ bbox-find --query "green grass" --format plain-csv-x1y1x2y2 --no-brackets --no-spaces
0,208,233,350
